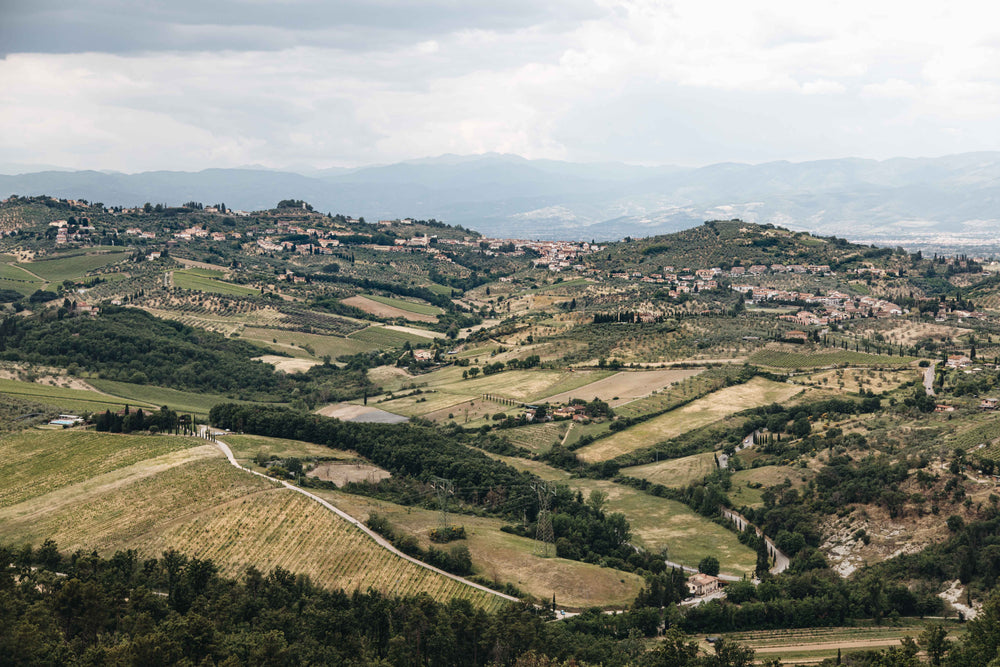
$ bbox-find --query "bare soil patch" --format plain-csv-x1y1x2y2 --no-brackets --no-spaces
343,295,438,323
253,355,320,373
315,402,408,423
383,324,438,338
308,462,391,487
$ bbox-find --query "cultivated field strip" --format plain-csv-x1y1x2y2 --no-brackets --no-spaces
0,430,197,508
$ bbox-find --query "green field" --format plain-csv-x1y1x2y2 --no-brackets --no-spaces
728,466,815,509
427,283,454,296
173,270,259,296
242,326,379,359
576,378,804,463
0,263,44,295
0,377,155,413
179,267,225,278
348,325,435,347
622,452,719,488
365,293,444,316
0,430,503,609
0,430,199,507
88,378,252,417
494,456,757,576
317,487,644,609
498,422,569,454
17,250,128,283
224,433,356,462
749,347,917,369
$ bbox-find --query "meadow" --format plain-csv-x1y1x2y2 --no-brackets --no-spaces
575,378,804,463
241,326,379,358
173,270,260,296
621,452,719,488
727,465,815,509
0,376,153,413
17,249,128,283
364,293,444,316
494,456,757,576
88,378,250,417
316,488,644,609
348,324,435,347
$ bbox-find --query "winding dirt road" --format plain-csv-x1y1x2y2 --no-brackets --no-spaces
205,430,518,604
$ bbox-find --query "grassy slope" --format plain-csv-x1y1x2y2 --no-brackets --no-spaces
315,489,644,609
17,250,128,283
576,378,804,463
173,270,259,296
0,429,503,609
493,455,757,576
622,452,720,488
0,377,156,413
365,293,444,316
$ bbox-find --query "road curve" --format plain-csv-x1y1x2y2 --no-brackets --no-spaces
721,508,790,575
207,431,519,604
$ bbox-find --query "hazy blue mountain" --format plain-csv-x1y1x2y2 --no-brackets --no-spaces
3,152,1000,242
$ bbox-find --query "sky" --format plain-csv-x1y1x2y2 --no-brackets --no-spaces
3,0,1000,172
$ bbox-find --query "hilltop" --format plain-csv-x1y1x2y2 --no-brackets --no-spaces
4,192,1000,665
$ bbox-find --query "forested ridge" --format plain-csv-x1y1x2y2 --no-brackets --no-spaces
4,544,1000,666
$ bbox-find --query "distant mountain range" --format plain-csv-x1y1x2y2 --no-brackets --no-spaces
4,152,1000,244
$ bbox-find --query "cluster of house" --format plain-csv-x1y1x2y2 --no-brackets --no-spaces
733,286,905,320
523,404,592,423
49,220,96,244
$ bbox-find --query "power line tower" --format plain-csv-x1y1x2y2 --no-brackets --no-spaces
532,482,556,557
431,477,454,531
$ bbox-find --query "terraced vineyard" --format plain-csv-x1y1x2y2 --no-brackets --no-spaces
0,430,505,610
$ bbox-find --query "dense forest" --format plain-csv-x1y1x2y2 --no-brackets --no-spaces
4,544,1000,666
0,308,370,404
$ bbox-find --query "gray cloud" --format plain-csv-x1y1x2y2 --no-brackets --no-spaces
0,0,603,55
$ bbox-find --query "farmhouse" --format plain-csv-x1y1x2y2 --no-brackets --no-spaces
687,573,721,597
981,398,999,410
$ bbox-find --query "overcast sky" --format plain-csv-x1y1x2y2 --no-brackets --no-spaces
3,0,1000,172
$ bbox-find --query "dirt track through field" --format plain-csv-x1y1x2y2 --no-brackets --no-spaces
207,432,519,604
753,636,903,654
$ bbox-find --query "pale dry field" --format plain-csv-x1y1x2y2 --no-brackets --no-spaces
308,461,391,486
342,295,438,322
576,378,804,463
538,368,702,407
622,452,719,488
254,355,321,373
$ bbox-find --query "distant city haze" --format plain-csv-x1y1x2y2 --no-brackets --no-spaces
5,152,1000,248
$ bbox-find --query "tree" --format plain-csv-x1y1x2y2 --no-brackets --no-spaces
587,489,608,515
698,556,720,576
919,624,949,666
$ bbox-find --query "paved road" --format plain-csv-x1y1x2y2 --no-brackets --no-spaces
924,361,937,396
721,508,790,575
204,429,518,604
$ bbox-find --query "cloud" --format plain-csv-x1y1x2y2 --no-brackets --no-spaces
3,0,1000,170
